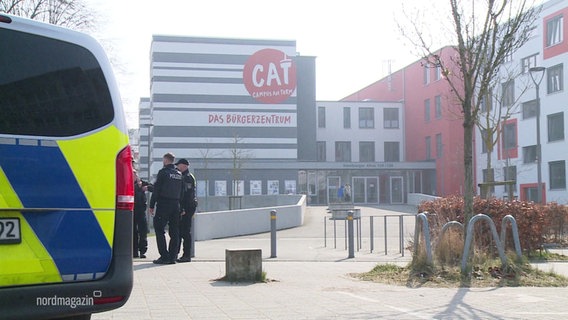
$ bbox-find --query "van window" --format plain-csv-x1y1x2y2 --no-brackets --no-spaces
0,28,114,137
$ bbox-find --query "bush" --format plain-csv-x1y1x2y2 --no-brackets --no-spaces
417,195,568,254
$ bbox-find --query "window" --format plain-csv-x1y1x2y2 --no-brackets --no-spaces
501,80,515,107
435,95,442,118
359,107,374,128
502,122,517,150
547,64,563,94
436,133,443,158
549,160,566,189
335,141,351,162
522,100,537,119
503,165,517,193
424,63,430,84
359,141,375,162
318,106,326,128
523,145,537,163
435,65,442,80
0,29,114,136
424,99,431,121
548,112,564,142
503,52,513,63
524,186,539,202
480,90,493,113
546,15,563,47
521,54,538,74
343,107,351,128
383,108,399,128
316,141,326,161
384,142,400,162
425,136,432,160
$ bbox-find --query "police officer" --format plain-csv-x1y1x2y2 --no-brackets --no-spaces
175,158,198,263
149,152,183,264
133,170,150,258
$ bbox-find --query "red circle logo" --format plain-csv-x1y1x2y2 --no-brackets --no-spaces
243,49,297,104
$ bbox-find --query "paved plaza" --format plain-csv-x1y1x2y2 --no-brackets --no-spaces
93,205,568,320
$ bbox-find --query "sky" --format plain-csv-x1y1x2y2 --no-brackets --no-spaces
86,0,453,128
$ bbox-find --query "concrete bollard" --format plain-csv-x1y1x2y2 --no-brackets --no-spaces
225,248,262,282
270,210,277,258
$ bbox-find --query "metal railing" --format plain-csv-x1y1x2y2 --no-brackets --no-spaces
323,210,415,257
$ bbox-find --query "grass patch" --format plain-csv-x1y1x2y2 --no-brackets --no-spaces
354,260,568,288
527,251,568,262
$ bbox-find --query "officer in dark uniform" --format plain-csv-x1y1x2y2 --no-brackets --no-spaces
133,170,150,258
175,158,197,263
149,152,183,264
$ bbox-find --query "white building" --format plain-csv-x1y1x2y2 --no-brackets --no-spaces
475,0,568,204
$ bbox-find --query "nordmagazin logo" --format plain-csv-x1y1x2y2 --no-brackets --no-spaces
243,48,297,104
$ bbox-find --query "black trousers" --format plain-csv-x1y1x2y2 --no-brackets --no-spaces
179,210,195,258
153,199,180,261
133,208,148,255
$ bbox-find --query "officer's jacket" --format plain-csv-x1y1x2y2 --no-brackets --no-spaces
149,164,182,208
180,170,198,214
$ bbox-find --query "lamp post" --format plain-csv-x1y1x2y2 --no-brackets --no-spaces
529,66,545,203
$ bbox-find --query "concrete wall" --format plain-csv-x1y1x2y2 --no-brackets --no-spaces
193,195,306,240
408,193,440,207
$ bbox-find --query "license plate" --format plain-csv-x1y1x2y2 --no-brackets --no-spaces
0,218,21,244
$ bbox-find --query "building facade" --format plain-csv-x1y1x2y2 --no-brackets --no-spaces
342,47,466,197
343,0,568,204
139,36,435,205
475,0,568,204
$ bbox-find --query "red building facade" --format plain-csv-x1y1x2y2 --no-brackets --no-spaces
343,47,466,197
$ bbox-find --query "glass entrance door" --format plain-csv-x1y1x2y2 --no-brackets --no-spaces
353,177,379,204
327,176,341,204
390,176,404,204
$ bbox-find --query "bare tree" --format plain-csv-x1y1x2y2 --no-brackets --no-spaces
400,0,539,227
1,0,95,31
227,134,253,197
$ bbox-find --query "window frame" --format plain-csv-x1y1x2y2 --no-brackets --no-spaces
548,112,565,142
547,64,563,94
549,160,566,190
359,141,375,162
424,99,431,122
318,106,326,128
384,141,400,162
343,107,351,129
435,95,442,119
335,141,351,162
383,108,399,129
358,107,375,129
316,141,326,161
546,15,564,47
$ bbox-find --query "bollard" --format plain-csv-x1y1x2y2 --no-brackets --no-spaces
190,214,195,258
270,210,277,258
347,210,354,258
370,216,374,253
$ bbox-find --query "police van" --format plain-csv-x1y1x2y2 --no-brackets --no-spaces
0,14,134,319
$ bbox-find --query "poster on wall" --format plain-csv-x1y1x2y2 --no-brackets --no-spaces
268,180,279,195
232,180,244,196
215,181,227,196
250,180,262,195
285,180,296,194
197,180,207,197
